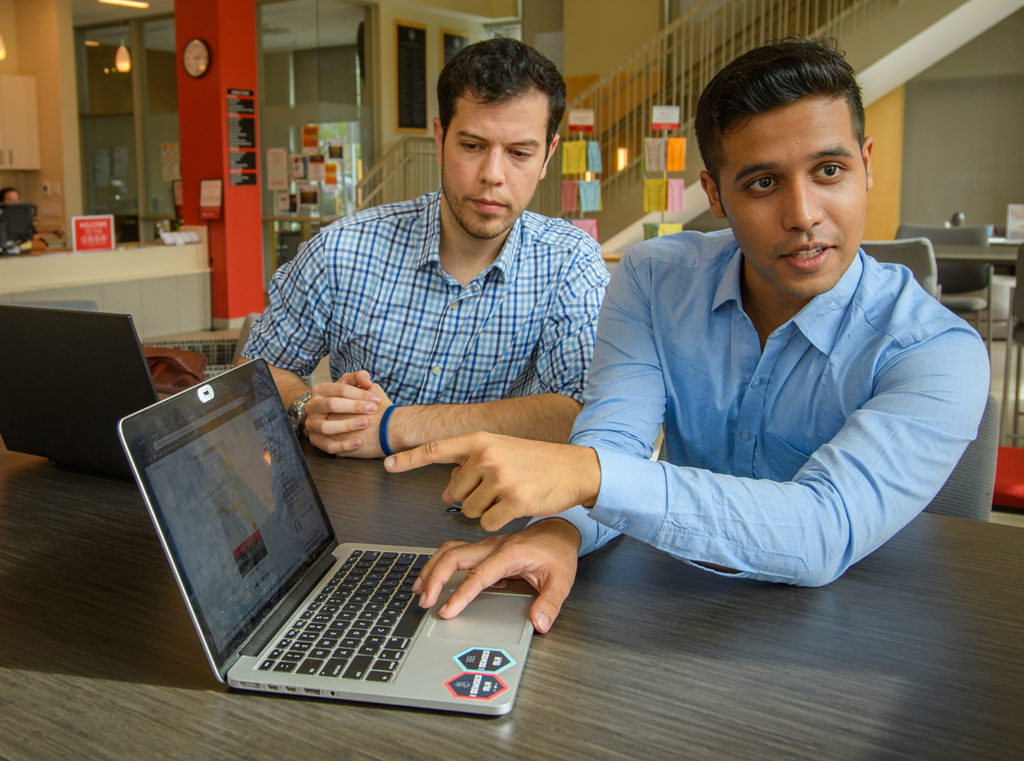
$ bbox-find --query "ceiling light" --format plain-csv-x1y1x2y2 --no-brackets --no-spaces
115,43,132,73
84,40,101,47
0,34,6,62
99,1,151,9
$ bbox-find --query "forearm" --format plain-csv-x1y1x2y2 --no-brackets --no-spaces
388,393,582,450
256,361,311,408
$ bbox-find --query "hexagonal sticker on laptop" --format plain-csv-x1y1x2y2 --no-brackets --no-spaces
454,647,515,674
445,672,508,700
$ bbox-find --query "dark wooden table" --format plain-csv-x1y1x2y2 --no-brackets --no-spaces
1,442,1022,760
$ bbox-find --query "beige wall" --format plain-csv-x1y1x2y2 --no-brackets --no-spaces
369,2,487,155
863,85,905,241
900,6,1024,231
562,0,661,98
0,0,81,240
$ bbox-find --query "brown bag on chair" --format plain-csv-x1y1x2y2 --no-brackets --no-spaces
143,346,208,394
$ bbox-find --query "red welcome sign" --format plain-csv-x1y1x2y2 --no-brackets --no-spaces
71,215,115,252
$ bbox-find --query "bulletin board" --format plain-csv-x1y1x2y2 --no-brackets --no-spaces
395,21,428,131
442,29,469,66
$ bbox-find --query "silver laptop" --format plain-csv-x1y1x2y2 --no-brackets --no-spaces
118,359,534,715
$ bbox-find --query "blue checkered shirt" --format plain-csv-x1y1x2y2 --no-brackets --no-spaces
243,191,609,405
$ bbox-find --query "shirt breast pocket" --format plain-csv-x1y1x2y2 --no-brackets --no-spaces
758,430,814,482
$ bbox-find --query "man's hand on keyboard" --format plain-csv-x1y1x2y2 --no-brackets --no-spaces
412,519,582,634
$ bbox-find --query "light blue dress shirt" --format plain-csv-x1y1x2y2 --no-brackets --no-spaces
555,229,989,586
244,191,609,405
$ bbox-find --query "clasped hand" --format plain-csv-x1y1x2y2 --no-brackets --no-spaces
302,370,392,458
384,432,601,531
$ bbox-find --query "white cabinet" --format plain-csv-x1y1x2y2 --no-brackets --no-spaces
0,75,41,170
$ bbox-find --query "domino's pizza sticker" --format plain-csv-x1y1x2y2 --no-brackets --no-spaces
454,647,515,674
445,672,508,701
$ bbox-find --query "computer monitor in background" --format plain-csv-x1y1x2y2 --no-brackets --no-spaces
0,203,37,254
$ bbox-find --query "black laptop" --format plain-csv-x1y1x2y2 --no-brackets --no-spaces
0,304,159,476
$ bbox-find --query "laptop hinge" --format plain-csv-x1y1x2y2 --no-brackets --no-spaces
236,542,340,660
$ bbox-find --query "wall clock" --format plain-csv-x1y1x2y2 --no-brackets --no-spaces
182,37,211,78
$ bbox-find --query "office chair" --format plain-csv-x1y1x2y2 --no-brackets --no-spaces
231,312,263,366
896,223,994,348
924,394,998,521
1001,243,1024,445
861,238,939,299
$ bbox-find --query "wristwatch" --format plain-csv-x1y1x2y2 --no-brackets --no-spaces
287,391,312,436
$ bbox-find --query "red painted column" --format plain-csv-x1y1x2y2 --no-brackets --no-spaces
174,0,264,327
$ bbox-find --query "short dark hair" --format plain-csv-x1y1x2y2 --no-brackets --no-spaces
437,38,566,147
695,37,865,181
0,187,16,203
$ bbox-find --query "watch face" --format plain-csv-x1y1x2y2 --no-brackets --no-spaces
183,38,210,78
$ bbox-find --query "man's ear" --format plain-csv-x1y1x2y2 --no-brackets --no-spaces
539,133,560,180
700,170,727,219
433,117,445,167
861,136,875,191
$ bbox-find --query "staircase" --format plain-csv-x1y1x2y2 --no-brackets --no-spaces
357,0,1022,249
535,0,1021,253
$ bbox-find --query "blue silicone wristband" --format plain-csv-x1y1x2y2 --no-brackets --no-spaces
378,404,399,456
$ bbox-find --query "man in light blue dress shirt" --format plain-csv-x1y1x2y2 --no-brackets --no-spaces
387,38,990,633
242,39,608,458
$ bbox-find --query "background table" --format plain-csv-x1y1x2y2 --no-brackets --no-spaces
933,243,1019,269
1,442,1022,760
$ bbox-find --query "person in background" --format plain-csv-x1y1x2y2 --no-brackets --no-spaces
0,186,46,250
385,37,989,634
241,38,608,458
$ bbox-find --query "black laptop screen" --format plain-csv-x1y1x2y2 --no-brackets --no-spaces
120,361,334,670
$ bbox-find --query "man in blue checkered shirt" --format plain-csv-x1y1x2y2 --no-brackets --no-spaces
242,38,608,458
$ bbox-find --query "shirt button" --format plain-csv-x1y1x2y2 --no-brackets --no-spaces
740,431,752,442
752,377,763,387
614,521,628,531
431,366,442,376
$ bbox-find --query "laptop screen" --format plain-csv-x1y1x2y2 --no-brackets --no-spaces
120,360,335,670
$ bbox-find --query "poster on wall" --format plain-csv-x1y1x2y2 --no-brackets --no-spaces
290,154,307,180
277,192,296,214
161,142,181,182
307,154,326,183
266,147,289,191
302,125,319,155
297,184,319,208
199,179,223,220
396,22,427,131
227,89,258,186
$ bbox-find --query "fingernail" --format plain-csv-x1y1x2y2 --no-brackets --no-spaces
384,457,395,469
363,403,376,413
412,578,422,593
536,613,551,633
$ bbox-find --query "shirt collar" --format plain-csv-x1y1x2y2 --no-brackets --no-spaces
791,251,863,354
712,243,865,355
416,190,518,285
712,241,744,311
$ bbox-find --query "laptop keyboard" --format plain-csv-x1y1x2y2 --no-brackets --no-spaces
258,549,431,683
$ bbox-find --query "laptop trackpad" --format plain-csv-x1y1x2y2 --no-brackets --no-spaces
422,592,533,644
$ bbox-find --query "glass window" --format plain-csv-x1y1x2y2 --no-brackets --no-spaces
75,16,179,242
258,0,371,279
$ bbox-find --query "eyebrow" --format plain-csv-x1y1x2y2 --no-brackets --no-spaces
732,145,857,184
455,130,543,149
